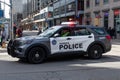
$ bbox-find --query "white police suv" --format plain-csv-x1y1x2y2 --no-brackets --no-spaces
7,24,111,63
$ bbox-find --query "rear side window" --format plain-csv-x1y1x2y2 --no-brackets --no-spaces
74,28,91,36
92,28,105,35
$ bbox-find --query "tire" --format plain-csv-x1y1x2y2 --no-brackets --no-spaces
88,45,103,59
28,47,46,64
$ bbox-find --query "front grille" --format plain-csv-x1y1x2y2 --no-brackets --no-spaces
13,40,21,47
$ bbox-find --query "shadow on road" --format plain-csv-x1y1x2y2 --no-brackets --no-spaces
43,53,120,64
0,52,120,65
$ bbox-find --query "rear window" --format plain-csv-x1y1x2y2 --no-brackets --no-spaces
74,28,91,36
92,28,106,35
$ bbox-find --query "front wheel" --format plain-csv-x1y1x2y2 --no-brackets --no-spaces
88,45,103,59
28,47,46,64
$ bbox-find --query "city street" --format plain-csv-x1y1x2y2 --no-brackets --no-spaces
0,30,120,80
1,0,120,79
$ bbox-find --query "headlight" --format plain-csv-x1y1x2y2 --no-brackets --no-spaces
22,40,33,45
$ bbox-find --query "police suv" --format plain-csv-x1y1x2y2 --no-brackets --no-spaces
7,24,111,63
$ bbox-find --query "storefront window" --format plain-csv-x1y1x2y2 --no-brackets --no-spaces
60,6,65,14
86,0,90,8
54,8,59,16
66,2,75,12
114,0,120,2
95,0,100,6
103,0,109,4
94,12,101,26
103,12,109,30
85,13,91,25
114,9,120,35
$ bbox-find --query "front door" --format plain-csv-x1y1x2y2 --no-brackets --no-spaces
50,27,74,54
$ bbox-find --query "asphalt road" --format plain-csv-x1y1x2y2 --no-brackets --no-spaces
0,31,120,80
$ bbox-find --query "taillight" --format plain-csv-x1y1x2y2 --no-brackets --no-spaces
106,35,111,40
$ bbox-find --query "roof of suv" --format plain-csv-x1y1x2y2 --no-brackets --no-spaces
60,24,104,29
76,25,104,28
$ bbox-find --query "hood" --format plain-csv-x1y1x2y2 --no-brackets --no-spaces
16,36,44,41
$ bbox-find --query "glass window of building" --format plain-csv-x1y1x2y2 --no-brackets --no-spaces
66,2,75,12
85,13,91,25
95,0,100,6
78,0,84,10
114,0,120,2
54,8,59,16
60,6,65,14
103,0,109,4
86,0,90,8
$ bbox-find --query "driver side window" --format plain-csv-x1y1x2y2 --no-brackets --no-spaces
53,28,71,37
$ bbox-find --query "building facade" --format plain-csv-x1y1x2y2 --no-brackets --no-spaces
12,0,23,26
84,0,120,37
21,0,40,30
21,0,84,30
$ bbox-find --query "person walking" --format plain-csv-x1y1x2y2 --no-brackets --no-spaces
1,28,6,47
16,26,23,38
13,25,17,38
111,28,116,39
37,27,42,35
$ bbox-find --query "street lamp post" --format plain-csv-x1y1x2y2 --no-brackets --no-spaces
0,0,13,40
75,0,78,23
10,0,13,40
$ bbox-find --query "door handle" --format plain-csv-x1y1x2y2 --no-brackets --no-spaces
67,38,72,40
88,36,92,38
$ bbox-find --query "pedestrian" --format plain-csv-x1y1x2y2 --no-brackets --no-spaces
1,28,6,47
13,25,17,38
111,28,116,39
107,27,112,37
16,26,23,38
37,27,42,35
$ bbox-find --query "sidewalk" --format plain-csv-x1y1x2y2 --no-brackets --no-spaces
0,46,7,55
111,35,120,45
0,42,8,54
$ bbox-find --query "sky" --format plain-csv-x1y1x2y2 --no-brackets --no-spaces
1,0,10,18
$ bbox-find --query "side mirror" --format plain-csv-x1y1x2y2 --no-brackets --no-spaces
53,33,59,38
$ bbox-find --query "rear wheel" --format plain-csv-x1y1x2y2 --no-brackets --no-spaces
88,45,103,59
28,47,46,64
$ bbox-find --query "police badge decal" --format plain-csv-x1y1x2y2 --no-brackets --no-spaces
52,40,57,45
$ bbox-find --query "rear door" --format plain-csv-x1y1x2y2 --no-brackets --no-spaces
72,27,95,52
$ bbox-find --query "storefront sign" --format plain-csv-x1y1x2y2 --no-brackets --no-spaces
104,12,109,16
114,10,120,15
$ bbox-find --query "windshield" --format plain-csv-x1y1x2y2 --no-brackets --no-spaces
38,26,61,37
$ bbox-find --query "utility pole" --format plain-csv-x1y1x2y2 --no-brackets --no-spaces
10,0,13,40
0,0,1,9
4,0,5,17
75,0,78,23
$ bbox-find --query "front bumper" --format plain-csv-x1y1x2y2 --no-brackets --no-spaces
7,40,26,58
